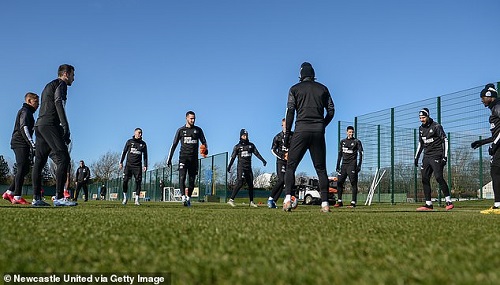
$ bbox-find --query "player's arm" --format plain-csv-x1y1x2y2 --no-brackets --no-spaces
227,145,238,171
199,128,208,157
323,88,335,127
19,109,35,148
143,143,148,170
119,140,129,168
167,129,181,165
54,81,70,140
357,139,364,170
336,140,342,172
271,134,283,160
253,144,267,166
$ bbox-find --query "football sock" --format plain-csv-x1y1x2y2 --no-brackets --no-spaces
445,196,451,203
284,195,291,203
425,201,432,206
494,202,500,208
14,196,21,200
321,201,329,207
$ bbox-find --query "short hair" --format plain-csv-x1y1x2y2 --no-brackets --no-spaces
25,92,39,101
135,127,142,132
186,110,195,117
58,64,75,77
347,126,354,131
282,118,286,122
80,160,84,164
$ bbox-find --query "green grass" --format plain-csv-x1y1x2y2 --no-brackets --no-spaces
0,199,499,285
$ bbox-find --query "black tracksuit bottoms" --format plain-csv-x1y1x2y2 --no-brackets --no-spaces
270,159,287,202
230,167,255,201
8,147,31,196
32,125,70,200
284,131,329,202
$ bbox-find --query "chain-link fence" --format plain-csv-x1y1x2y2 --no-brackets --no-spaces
338,82,499,204
89,152,228,202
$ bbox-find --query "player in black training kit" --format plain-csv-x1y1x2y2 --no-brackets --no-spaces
120,128,148,206
167,111,208,207
32,64,76,207
282,62,335,213
335,126,363,208
414,108,454,211
2,93,39,205
74,160,91,202
471,84,500,214
267,118,292,208
227,129,267,207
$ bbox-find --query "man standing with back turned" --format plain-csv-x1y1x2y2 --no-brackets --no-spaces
32,64,77,207
282,62,335,213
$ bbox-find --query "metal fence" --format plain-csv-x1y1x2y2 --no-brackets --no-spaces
89,152,228,202
338,82,499,204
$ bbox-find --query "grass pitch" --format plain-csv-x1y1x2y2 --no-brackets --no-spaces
0,199,499,285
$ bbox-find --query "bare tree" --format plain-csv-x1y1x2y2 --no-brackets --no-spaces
90,151,121,183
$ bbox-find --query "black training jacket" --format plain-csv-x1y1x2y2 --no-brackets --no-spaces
11,103,36,149
271,131,293,161
415,118,448,160
336,137,363,169
228,139,266,170
120,137,148,169
167,125,207,162
36,79,70,132
286,78,335,133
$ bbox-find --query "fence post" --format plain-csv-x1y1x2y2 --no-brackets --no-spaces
437,96,442,206
413,128,418,202
391,108,395,204
479,135,483,199
377,124,381,203
447,132,452,202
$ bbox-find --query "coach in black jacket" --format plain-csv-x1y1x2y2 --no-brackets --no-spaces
74,160,91,202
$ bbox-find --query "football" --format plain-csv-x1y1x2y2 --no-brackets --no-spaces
291,196,298,209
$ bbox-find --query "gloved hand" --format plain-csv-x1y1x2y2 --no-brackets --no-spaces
471,140,482,149
227,166,231,173
414,158,419,167
283,132,291,149
263,161,267,167
442,157,447,165
489,143,499,156
200,144,208,158
62,126,71,145
356,165,361,173
167,160,172,168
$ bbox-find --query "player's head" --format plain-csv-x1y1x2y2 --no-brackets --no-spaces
299,62,315,82
58,64,75,86
186,111,196,127
79,160,85,167
419,108,430,124
25,92,39,110
281,118,286,132
480,83,498,107
346,126,354,138
134,128,143,139
240,128,248,139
